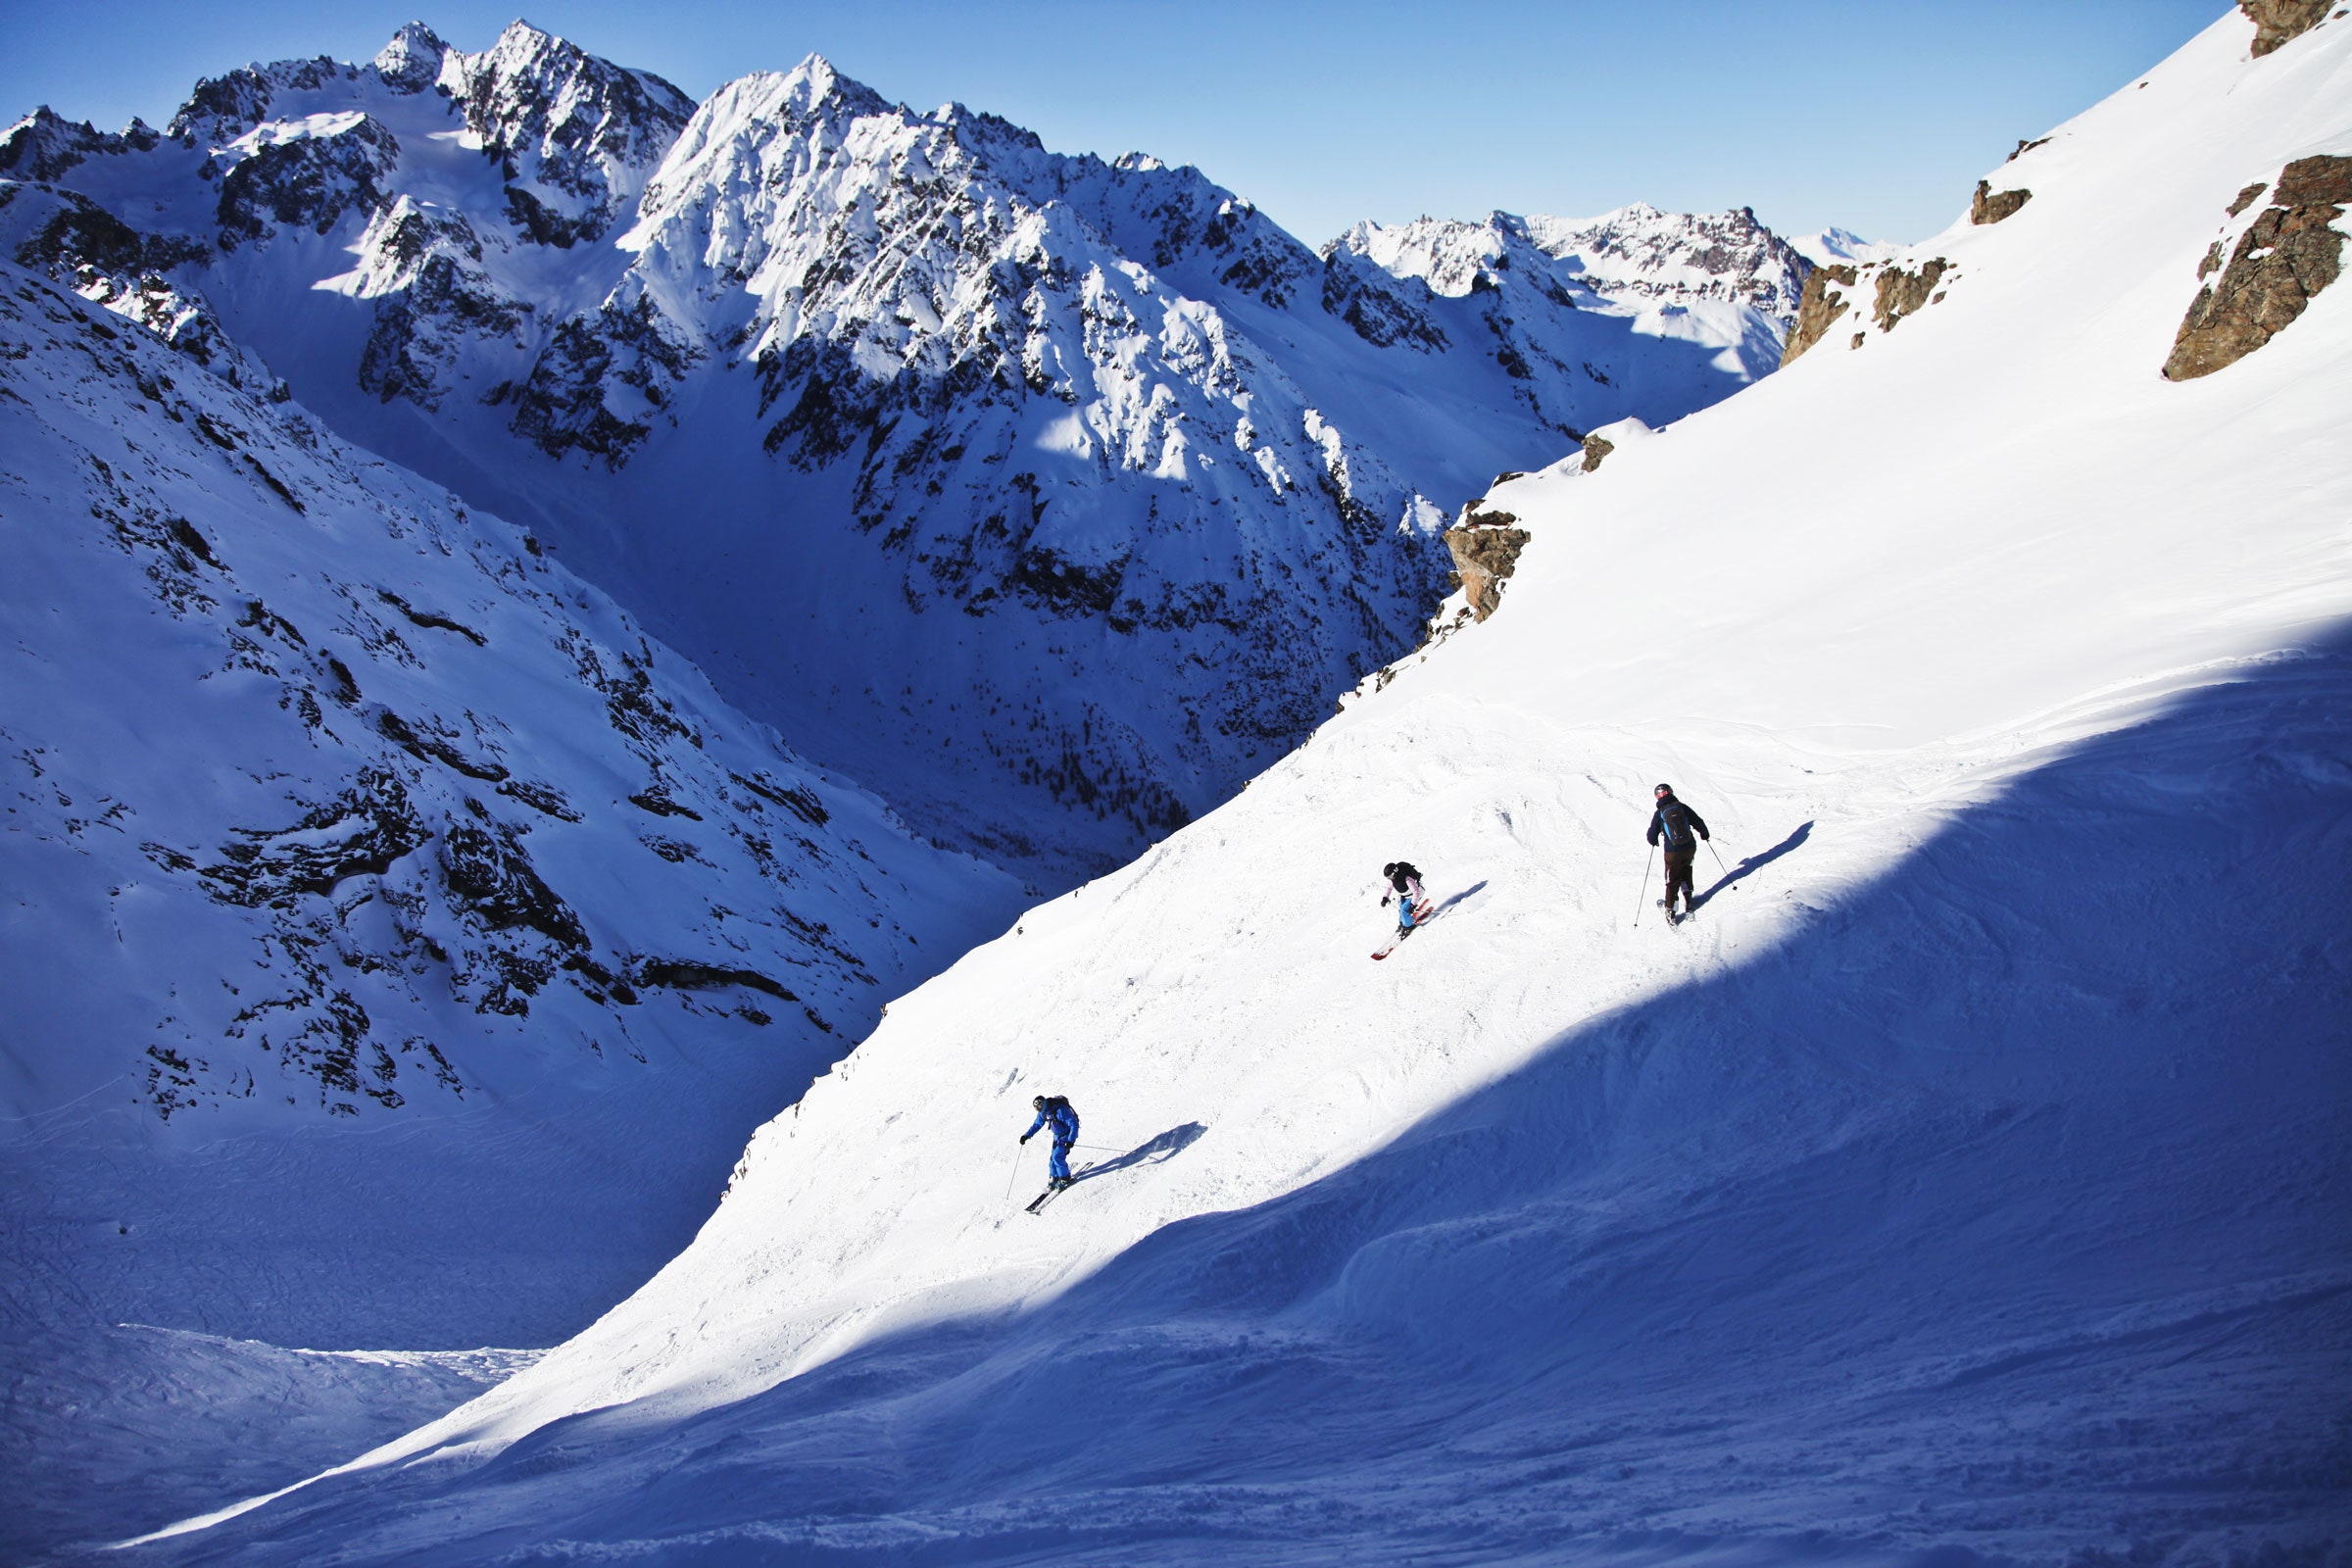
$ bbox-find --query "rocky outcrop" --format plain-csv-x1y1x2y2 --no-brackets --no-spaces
1873,258,1950,332
9,184,206,277
1782,253,1958,363
1581,432,1616,472
2163,155,2352,379
2241,0,2331,56
1971,180,2033,224
213,115,400,247
354,200,531,409
1780,264,1856,365
1443,504,1531,621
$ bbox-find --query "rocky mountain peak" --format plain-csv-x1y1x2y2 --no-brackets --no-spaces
453,20,694,247
371,22,451,94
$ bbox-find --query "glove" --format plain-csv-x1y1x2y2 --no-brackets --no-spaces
1019,1134,1030,1145
1380,894,1391,906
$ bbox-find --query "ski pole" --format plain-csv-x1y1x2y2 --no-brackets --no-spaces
1004,1146,1024,1200
1634,842,1655,927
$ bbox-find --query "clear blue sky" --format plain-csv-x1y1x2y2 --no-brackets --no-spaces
3,1,2230,245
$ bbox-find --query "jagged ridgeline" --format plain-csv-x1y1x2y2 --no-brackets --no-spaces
2,21,1813,876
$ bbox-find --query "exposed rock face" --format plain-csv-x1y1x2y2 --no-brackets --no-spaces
1581,432,1616,472
458,23,693,248
2241,0,2331,56
1873,258,1951,331
0,107,159,181
214,115,401,246
1783,252,1959,364
1971,180,2033,224
2164,154,2352,379
1780,265,1856,365
1443,504,1531,621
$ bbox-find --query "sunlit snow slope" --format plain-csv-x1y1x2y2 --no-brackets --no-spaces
129,11,2352,1565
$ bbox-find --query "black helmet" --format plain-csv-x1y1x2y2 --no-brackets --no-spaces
1654,783,1673,797
1032,1095,1047,1110
1382,861,1397,876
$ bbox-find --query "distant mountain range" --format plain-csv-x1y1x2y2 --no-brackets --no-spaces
4,20,1833,878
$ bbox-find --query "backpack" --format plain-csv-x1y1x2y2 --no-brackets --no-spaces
1658,802,1695,850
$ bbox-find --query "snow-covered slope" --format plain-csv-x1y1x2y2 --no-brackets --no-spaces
4,23,1813,877
121,8,2352,1565
0,258,1019,1555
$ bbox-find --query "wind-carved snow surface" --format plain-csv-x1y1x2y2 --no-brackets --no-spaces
118,11,2352,1566
0,260,1019,1555
3,23,1812,879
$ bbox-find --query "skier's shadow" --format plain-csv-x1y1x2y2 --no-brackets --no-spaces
1429,880,1489,918
1694,821,1812,907
1076,1122,1208,1185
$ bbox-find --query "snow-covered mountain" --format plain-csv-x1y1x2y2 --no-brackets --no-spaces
0,251,1018,1553
1787,223,1904,267
3,22,1813,877
1329,201,1804,420
110,6,2352,1564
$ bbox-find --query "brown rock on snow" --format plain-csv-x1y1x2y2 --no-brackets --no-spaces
1580,433,1616,472
1779,264,1857,366
1971,180,2033,225
1443,504,1531,622
1872,258,1950,332
2240,0,2331,56
2163,155,2352,380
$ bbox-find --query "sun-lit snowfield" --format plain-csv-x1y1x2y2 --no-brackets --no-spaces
100,10,2352,1565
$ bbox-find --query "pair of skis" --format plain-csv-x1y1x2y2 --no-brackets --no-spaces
1371,900,1438,960
1024,1163,1091,1214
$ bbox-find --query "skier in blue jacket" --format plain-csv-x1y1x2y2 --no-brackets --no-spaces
1021,1094,1081,1189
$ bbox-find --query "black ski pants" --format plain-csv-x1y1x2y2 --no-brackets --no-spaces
1662,844,1696,909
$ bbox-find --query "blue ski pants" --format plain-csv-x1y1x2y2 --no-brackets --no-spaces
1048,1138,1073,1182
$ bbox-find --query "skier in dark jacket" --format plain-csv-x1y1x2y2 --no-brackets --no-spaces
1645,784,1710,922
1381,860,1430,931
1021,1094,1081,1189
